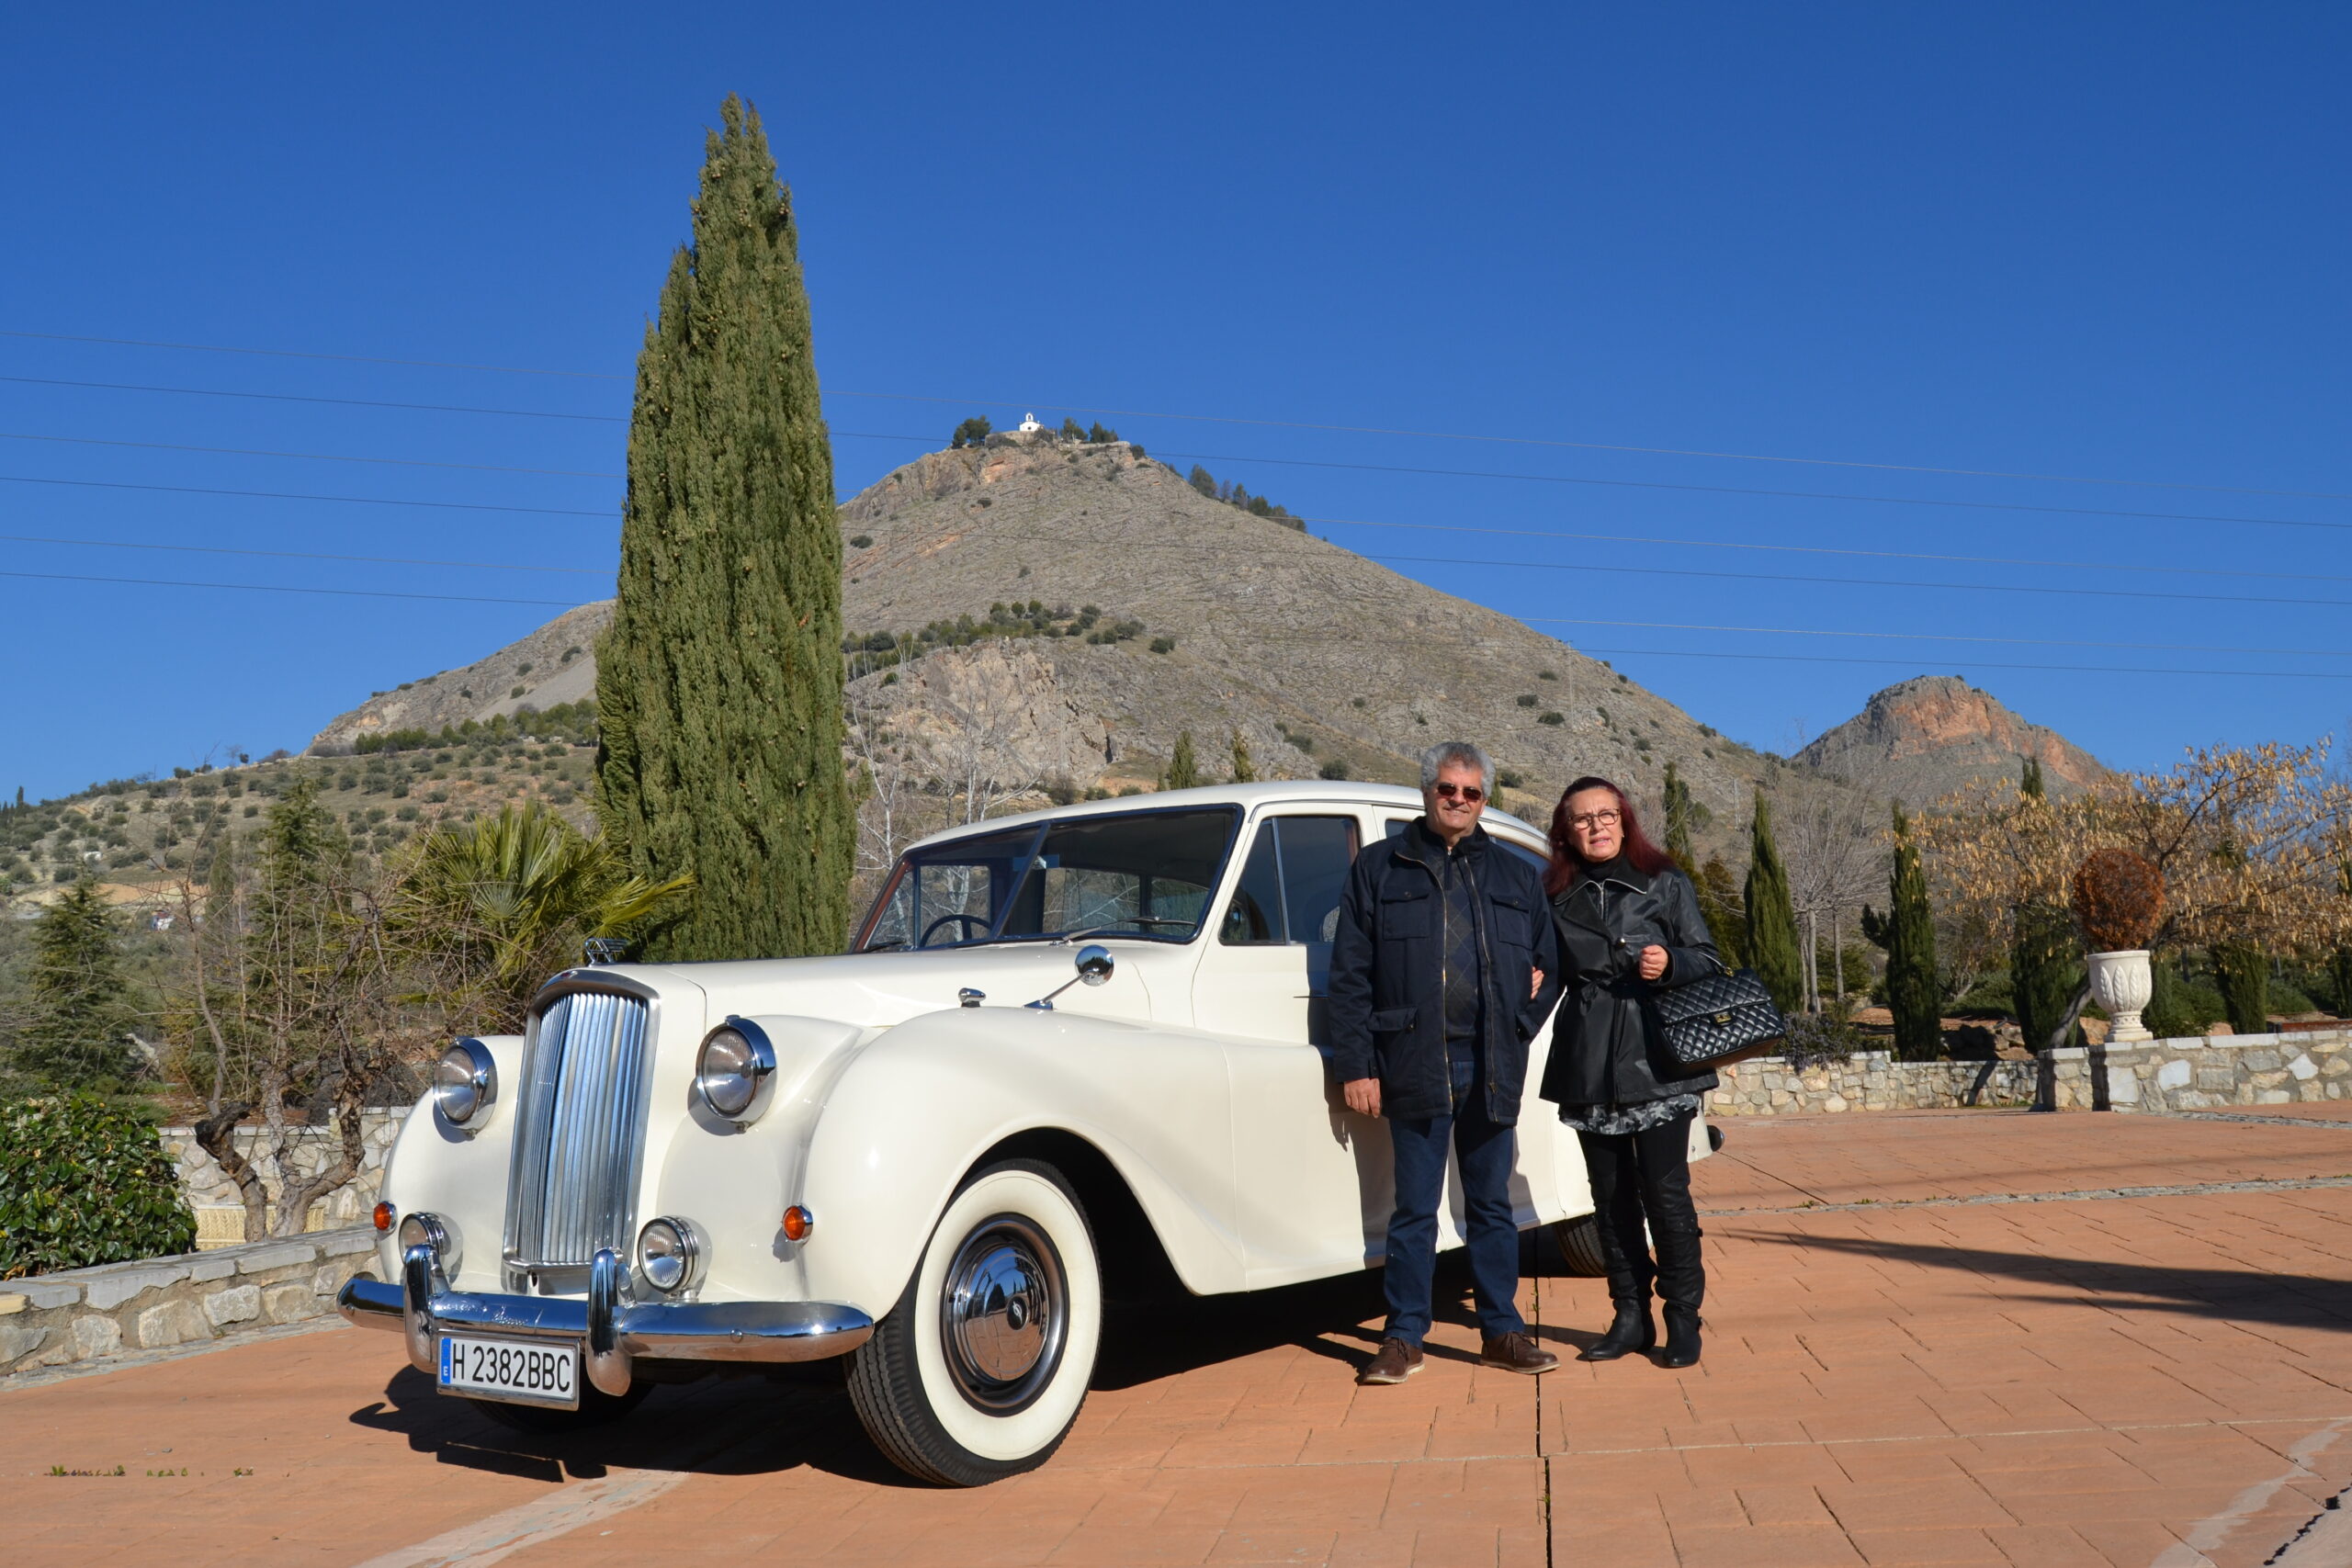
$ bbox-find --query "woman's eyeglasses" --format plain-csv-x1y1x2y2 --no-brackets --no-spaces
1430,782,1485,802
1569,809,1622,830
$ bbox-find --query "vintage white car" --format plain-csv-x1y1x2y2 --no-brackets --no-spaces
343,782,1711,1484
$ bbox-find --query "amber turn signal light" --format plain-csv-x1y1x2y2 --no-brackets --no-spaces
781,1205,814,1243
372,1201,397,1233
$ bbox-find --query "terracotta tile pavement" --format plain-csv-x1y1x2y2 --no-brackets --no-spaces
6,1109,2352,1566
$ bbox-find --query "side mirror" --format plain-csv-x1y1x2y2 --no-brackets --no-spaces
1027,945,1116,1010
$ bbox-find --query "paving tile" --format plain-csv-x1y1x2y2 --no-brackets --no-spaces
1845,1528,2011,1564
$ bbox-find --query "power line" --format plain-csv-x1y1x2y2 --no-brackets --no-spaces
0,375,624,423
0,567,581,607
1359,551,2352,612
10,325,2344,500
829,431,2352,535
0,329,627,379
1308,515,2352,587
1,533,608,575
0,430,622,479
1565,645,2352,681
0,474,613,518
1518,615,2352,660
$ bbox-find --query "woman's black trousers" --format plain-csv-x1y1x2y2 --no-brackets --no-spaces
1576,1112,1704,1314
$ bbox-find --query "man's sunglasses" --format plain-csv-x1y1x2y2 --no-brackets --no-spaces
1430,782,1486,803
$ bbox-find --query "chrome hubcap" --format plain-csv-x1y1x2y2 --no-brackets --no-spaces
941,1215,1066,1413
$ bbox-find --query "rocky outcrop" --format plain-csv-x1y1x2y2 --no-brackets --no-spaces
1795,675,2106,805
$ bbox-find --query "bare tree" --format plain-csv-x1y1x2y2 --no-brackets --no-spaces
1779,792,1887,1011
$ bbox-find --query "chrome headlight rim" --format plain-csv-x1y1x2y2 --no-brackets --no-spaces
396,1211,461,1274
694,1020,777,1123
635,1215,706,1295
434,1038,497,1126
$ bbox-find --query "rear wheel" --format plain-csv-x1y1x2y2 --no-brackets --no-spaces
846,1158,1102,1486
1549,1213,1611,1277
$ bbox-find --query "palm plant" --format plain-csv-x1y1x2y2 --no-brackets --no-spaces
395,803,694,1032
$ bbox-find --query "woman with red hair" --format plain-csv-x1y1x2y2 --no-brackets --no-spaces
1538,775,1723,1369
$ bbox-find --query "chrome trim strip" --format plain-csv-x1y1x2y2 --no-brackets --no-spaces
335,1276,875,1368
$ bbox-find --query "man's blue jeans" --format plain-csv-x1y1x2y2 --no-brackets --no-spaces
1381,1050,1526,1346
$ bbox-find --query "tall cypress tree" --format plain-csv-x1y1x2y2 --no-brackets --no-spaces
1744,792,1803,1012
1866,805,1942,1059
1228,730,1256,784
1165,731,1200,791
2009,759,2077,1051
597,96,852,961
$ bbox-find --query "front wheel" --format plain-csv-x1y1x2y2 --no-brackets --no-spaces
1549,1213,1612,1277
846,1158,1102,1486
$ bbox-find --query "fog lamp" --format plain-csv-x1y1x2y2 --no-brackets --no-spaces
636,1216,703,1293
695,1021,776,1122
434,1039,497,1126
397,1211,459,1273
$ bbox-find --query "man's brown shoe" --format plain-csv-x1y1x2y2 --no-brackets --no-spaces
1358,1337,1425,1384
1479,1331,1561,1374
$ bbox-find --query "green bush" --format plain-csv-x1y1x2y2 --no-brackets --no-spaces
0,1096,196,1279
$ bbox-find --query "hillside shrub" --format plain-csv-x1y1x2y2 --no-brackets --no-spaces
1538,712,1565,727
1318,761,1352,781
0,1095,196,1279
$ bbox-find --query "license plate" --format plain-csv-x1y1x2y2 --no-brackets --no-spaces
437,1334,581,1409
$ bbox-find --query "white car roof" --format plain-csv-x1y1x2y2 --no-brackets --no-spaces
899,780,1549,856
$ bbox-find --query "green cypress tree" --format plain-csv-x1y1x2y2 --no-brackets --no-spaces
1695,856,1747,968
1744,792,1803,1011
1228,730,1256,784
17,877,136,1088
2008,760,2078,1052
1660,760,1697,874
2213,942,2270,1034
1872,805,1942,1059
1165,731,1200,791
596,96,853,961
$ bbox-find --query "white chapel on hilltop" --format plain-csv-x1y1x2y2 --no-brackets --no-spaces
1017,412,1043,434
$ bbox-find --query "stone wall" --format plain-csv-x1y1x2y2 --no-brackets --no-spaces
0,1228,379,1378
1707,1026,2352,1116
2050,1026,2352,1112
163,1111,405,1247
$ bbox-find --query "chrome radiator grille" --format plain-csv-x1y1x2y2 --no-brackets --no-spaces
504,987,653,1276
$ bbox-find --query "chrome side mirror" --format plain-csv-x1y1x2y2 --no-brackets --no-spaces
1027,944,1115,1010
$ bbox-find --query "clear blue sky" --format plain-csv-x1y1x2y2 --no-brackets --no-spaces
3,3,2346,802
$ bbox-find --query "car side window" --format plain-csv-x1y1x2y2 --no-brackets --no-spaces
1219,816,1360,945
1385,816,1552,881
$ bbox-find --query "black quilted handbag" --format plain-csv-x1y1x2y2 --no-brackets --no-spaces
1648,965,1787,1070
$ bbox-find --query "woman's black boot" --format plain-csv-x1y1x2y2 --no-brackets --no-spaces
1658,1304,1702,1368
1578,1299,1657,1362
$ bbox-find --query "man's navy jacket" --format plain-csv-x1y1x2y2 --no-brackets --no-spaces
1327,818,1564,1125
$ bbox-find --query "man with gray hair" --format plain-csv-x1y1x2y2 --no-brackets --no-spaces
1328,741,1562,1383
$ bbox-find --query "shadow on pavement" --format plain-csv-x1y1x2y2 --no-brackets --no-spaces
1749,1232,2352,1332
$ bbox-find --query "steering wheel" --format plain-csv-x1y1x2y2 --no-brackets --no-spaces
921,913,990,947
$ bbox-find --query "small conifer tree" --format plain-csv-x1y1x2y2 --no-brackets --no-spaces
1166,731,1200,791
2213,942,2269,1034
2008,760,2078,1051
1864,805,1942,1059
1744,792,1803,1012
1228,730,1256,784
17,877,136,1088
1696,855,1747,968
1661,760,1697,874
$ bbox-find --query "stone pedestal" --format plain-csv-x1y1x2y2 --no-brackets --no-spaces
2088,949,2154,1043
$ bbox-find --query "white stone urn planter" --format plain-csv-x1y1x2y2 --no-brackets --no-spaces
2087,949,2154,1043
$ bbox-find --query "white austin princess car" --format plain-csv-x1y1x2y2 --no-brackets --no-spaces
344,782,1711,1484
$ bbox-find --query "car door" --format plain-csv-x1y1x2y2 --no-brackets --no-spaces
1204,809,1411,1287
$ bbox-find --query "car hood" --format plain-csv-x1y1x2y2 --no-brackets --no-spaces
583,942,1177,1033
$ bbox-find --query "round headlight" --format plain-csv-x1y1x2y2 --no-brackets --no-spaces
695,1022,775,1122
434,1039,497,1126
636,1216,702,1293
397,1211,460,1272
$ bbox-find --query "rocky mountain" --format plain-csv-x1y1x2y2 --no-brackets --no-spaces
310,602,611,751
1793,675,2108,805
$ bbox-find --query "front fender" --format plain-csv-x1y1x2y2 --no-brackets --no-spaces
797,1006,1247,1318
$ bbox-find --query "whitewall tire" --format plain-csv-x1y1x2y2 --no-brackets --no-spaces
846,1158,1102,1485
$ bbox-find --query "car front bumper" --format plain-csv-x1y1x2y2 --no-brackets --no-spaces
339,1245,875,1396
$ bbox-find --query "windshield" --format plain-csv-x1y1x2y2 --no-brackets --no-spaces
858,807,1241,951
